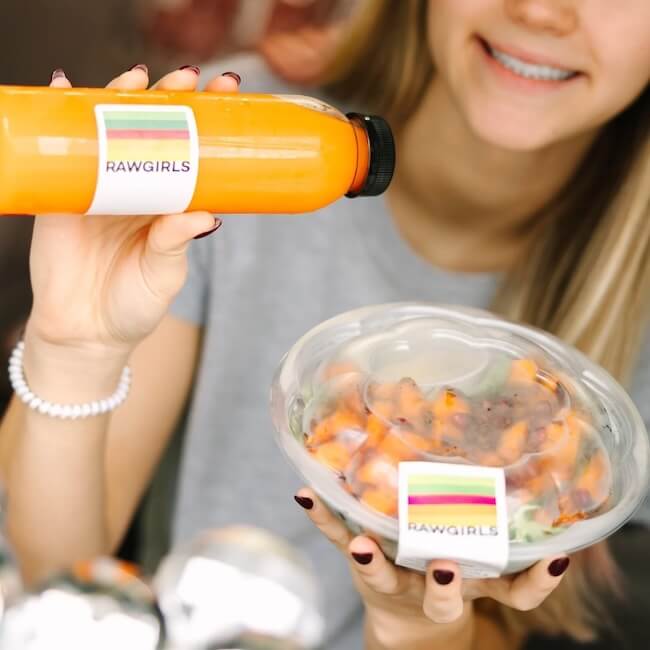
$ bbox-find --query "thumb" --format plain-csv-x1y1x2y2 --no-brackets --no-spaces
141,211,221,298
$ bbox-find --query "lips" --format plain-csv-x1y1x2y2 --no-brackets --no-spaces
479,37,579,82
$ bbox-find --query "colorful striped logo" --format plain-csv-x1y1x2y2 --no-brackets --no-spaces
103,109,192,163
407,475,497,527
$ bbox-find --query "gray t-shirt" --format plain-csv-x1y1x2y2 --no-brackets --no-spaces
169,55,650,649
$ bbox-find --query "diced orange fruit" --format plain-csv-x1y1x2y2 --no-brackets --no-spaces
430,389,470,444
369,399,393,421
304,366,609,532
509,359,539,384
365,414,388,447
498,421,528,464
395,379,427,420
355,455,398,489
575,450,609,503
535,371,558,393
526,473,554,496
360,488,398,516
480,452,506,467
379,430,433,462
307,408,365,447
553,511,588,527
550,417,582,480
330,408,366,432
432,389,470,418
542,420,566,450
307,417,336,447
433,418,464,443
310,441,351,472
369,381,399,401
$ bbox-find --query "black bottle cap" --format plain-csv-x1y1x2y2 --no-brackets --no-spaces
345,113,396,198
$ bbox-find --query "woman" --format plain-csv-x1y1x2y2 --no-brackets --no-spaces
1,1,649,648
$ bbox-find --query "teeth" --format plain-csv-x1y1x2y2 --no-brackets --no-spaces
489,46,575,81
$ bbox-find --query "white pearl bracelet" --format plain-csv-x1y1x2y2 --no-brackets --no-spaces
8,341,132,419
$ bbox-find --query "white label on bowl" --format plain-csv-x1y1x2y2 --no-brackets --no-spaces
396,462,509,578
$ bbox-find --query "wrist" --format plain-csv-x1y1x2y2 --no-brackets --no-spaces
365,603,476,650
20,324,131,404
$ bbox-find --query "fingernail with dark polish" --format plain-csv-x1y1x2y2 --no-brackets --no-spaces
51,68,66,81
294,495,314,510
222,71,241,85
129,64,149,74
352,552,373,565
180,65,201,75
548,557,570,577
433,570,455,586
193,218,222,240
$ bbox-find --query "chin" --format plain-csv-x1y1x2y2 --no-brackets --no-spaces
463,105,565,152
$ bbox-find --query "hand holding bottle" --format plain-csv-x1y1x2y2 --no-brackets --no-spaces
26,66,238,364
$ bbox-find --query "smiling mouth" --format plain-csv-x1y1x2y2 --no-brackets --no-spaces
479,38,579,82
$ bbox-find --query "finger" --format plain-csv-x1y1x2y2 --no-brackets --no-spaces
146,211,219,257
151,66,203,91
294,488,353,552
481,557,570,611
203,71,242,93
49,69,72,89
422,561,464,624
141,212,221,299
106,64,150,90
347,536,413,596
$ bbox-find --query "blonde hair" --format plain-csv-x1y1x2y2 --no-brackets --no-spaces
323,0,650,643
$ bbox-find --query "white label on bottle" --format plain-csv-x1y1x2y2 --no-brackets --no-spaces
396,462,509,578
87,104,199,215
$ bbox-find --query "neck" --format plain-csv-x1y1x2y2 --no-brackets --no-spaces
387,79,597,272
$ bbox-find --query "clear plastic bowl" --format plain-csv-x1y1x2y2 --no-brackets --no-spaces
270,303,650,574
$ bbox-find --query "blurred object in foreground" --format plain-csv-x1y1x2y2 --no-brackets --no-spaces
140,0,240,61
0,558,161,650
154,525,325,649
140,0,360,84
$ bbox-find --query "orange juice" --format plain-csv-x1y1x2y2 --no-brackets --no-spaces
0,86,395,216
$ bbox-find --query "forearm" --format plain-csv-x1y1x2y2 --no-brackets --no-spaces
364,604,476,650
1,329,129,584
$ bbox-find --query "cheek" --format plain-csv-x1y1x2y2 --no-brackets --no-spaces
426,0,492,64
585,10,650,122
589,68,650,133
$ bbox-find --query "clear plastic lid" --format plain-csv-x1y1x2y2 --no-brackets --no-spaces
271,303,650,563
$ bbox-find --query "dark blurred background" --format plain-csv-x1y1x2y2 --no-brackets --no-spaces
0,0,166,86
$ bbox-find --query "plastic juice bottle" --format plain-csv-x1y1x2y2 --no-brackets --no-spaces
0,85,395,216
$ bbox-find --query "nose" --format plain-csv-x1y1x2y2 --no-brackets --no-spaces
504,0,578,37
